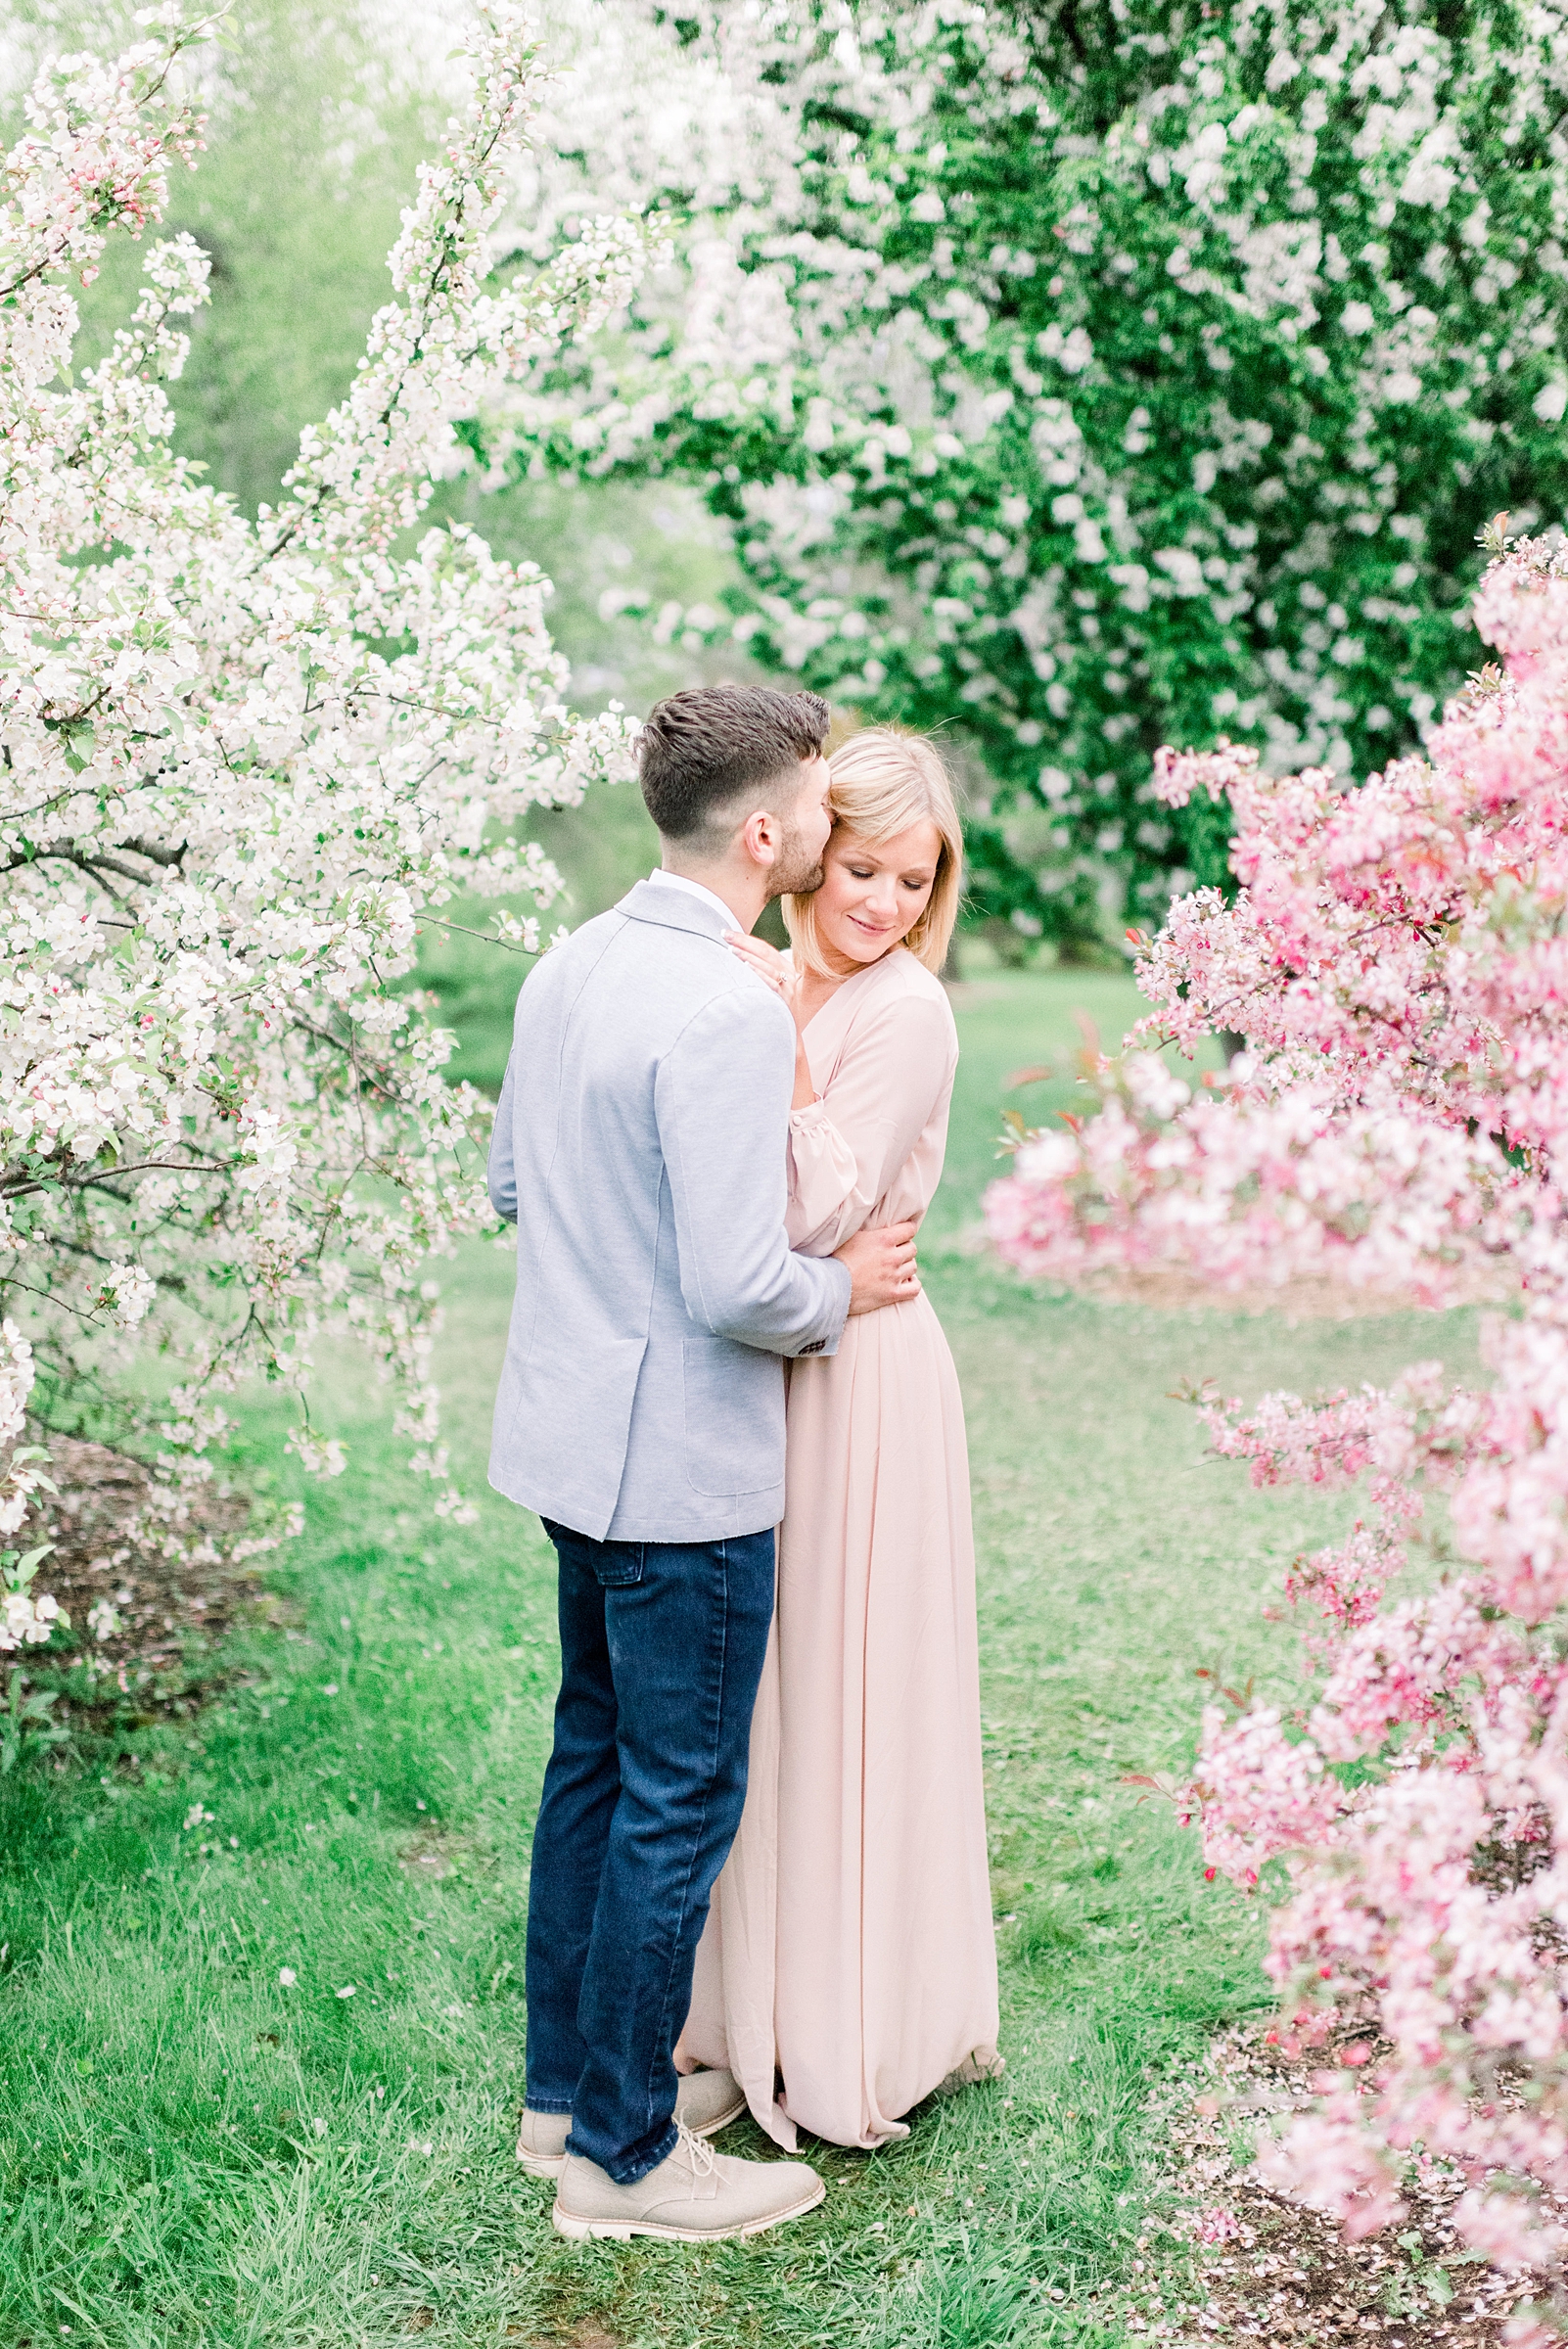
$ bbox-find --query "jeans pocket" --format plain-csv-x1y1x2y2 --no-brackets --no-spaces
591,1546,645,1589
543,1519,644,1588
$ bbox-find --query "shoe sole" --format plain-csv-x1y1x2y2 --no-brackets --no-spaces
551,2173,825,2243
517,2095,748,2182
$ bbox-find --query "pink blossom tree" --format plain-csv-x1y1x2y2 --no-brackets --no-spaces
987,527,1568,2334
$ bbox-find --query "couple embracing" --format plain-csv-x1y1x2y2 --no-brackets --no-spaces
486,684,1000,2244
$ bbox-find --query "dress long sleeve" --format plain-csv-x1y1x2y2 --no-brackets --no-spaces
785,987,956,1255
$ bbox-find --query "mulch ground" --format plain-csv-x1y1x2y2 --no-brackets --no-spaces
20,1435,287,1723
1121,2022,1561,2346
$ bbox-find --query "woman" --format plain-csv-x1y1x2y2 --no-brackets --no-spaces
676,727,1002,2150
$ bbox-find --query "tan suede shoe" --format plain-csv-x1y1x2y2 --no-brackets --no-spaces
552,2122,823,2243
672,2065,748,2138
515,2106,572,2179
515,2067,748,2180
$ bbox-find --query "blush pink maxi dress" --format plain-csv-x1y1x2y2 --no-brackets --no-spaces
676,944,1002,2149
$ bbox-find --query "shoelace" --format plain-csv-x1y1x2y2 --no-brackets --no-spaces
675,2118,717,2179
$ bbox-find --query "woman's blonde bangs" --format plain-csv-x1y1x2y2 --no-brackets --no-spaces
783,729,964,977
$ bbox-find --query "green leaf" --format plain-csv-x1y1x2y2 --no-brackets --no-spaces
62,725,97,774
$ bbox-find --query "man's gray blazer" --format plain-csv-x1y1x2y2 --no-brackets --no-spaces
486,879,852,1543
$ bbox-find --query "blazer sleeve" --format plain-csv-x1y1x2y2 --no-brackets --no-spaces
486,1046,518,1224
785,990,956,1255
656,984,852,1357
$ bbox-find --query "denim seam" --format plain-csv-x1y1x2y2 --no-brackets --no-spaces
525,1528,622,2116
638,1535,728,2142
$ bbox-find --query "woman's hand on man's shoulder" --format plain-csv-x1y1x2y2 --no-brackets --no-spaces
723,932,797,1004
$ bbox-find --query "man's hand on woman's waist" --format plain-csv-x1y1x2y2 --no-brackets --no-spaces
837,1219,920,1316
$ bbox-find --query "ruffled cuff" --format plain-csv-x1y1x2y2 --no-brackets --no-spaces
786,1100,860,1251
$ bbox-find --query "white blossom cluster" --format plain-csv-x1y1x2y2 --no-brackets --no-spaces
0,1321,59,1652
0,6,660,1561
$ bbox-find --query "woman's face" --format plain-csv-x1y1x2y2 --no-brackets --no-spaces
808,819,944,972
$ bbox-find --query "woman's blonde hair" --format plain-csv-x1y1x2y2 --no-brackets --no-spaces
783,728,964,978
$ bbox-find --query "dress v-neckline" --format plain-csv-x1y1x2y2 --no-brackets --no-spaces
799,952,895,1039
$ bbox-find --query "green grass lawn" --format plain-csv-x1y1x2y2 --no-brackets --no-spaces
0,968,1477,2348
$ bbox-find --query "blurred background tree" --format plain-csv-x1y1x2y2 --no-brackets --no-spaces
23,0,1556,990
487,0,1568,956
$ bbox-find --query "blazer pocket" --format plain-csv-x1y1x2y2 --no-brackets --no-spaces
681,1336,785,1498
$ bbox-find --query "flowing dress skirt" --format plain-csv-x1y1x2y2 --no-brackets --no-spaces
678,1285,1001,2149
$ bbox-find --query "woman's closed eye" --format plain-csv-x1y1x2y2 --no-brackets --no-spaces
847,865,933,891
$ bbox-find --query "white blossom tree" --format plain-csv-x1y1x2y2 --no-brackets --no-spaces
484,0,1568,948
0,3,659,1650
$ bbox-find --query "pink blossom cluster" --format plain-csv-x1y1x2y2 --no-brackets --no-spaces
987,538,1568,2325
0,10,662,1564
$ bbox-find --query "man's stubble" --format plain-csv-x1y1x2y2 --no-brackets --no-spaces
766,813,826,900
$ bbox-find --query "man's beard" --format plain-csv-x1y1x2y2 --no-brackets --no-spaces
767,816,826,900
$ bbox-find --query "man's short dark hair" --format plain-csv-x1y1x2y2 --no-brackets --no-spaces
637,684,831,849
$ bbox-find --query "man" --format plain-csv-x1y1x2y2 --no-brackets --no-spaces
487,684,919,2243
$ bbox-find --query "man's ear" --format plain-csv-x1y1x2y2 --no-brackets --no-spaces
738,806,778,870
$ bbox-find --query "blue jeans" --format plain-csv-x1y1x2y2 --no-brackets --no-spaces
525,1518,775,2184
